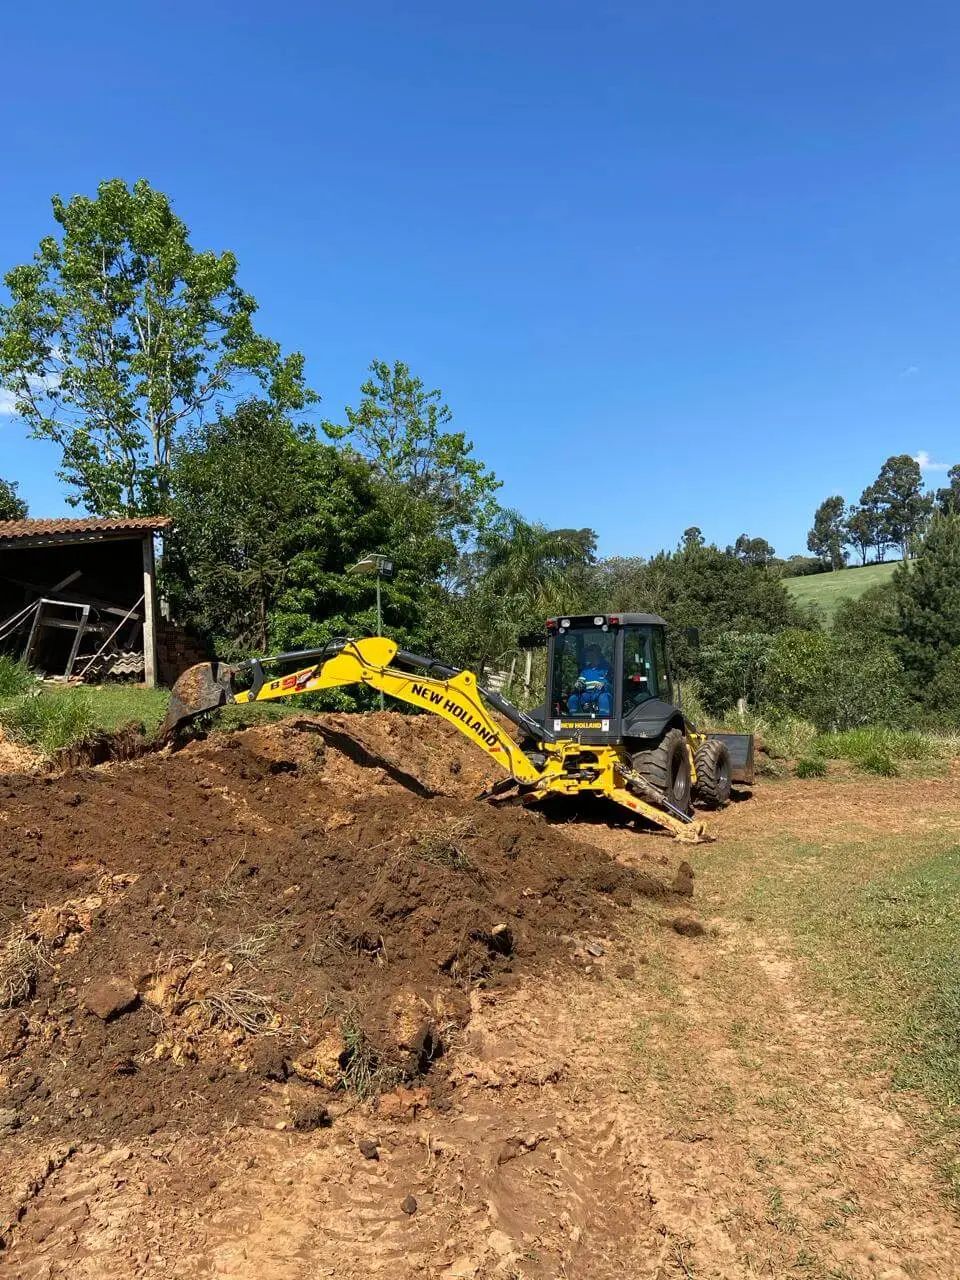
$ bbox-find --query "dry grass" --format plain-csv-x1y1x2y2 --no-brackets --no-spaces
0,928,48,1009
225,921,284,966
415,816,481,874
199,986,279,1035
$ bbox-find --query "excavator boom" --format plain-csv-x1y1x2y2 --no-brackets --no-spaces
162,637,542,785
162,636,709,842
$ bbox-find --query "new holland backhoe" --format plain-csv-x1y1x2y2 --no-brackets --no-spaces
163,613,754,843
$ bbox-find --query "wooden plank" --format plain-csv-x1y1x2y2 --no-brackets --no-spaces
141,535,158,688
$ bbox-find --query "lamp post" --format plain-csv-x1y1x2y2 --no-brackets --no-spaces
347,553,394,709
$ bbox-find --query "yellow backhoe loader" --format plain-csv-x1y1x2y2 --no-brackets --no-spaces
163,613,754,843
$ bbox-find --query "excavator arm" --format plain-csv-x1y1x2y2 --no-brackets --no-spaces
163,636,544,785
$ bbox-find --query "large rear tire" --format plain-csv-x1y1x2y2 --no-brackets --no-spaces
630,728,692,815
694,738,732,808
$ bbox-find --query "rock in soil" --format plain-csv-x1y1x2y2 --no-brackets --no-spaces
358,1138,379,1160
671,860,695,896
0,1107,21,1132
400,1194,418,1215
290,1100,331,1131
671,916,707,938
82,977,139,1021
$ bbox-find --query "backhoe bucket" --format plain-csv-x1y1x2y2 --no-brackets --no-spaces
161,662,237,737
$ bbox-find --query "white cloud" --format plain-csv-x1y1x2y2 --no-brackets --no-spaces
900,365,920,377
0,388,15,415
914,450,950,473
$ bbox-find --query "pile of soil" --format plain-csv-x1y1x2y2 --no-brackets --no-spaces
0,714,672,1142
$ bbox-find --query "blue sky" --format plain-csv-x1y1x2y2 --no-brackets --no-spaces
2,0,958,556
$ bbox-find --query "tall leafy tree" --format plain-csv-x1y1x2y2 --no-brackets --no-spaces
593,540,806,676
844,503,876,566
935,464,960,516
164,400,387,657
0,179,314,515
323,359,500,545
892,513,960,706
0,478,27,520
871,454,932,561
856,484,890,561
807,496,848,570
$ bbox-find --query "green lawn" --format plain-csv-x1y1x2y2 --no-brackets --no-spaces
707,820,960,1194
784,560,899,623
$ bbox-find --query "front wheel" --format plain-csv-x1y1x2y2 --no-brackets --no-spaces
630,728,692,815
694,738,732,808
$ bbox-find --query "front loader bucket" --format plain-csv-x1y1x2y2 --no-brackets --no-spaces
160,662,237,737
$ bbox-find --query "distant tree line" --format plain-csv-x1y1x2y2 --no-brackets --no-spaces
805,454,959,572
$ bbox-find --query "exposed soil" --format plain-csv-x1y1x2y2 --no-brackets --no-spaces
2,715,959,1278
0,728,38,776
0,713,670,1149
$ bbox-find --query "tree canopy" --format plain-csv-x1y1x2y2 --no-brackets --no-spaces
807,496,847,570
0,179,314,515
0,478,27,521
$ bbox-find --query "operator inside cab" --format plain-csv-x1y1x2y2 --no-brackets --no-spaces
567,642,613,716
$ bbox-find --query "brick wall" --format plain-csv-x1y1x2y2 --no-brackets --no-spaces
156,620,211,687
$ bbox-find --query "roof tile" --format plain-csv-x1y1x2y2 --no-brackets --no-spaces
0,516,172,542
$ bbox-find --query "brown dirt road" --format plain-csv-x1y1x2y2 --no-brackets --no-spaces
1,718,958,1278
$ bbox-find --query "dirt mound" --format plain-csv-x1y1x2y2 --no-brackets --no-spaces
0,714,674,1144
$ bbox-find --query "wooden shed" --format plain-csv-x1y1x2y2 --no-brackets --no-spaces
0,517,171,686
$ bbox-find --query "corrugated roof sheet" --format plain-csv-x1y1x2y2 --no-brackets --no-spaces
0,516,172,542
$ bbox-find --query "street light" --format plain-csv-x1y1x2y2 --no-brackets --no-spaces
347,553,394,709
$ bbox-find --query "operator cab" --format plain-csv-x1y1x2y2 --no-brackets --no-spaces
544,613,682,746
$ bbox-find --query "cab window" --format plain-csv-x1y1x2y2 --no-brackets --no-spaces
551,628,615,717
622,626,656,712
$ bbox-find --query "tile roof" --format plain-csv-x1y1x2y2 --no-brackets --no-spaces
0,516,172,544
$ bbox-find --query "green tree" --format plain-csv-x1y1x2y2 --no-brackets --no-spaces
455,515,596,673
593,541,806,677
871,454,932,561
732,533,775,566
807,496,848,570
0,179,314,515
892,513,960,706
857,484,890,561
164,400,387,657
323,359,500,544
844,503,876,566
833,583,899,648
696,631,773,714
681,526,705,552
935,464,960,516
0,477,27,520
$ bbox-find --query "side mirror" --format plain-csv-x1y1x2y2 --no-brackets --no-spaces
683,626,700,649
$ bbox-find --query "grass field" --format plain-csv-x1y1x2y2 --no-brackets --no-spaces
707,774,960,1195
784,560,898,622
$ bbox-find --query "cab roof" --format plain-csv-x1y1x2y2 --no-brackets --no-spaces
547,612,668,628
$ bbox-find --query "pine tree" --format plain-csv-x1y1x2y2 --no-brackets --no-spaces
893,513,960,705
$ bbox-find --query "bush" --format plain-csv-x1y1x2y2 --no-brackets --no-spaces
695,631,773,716
859,750,899,777
795,756,828,778
765,629,907,732
0,655,34,701
764,714,818,760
